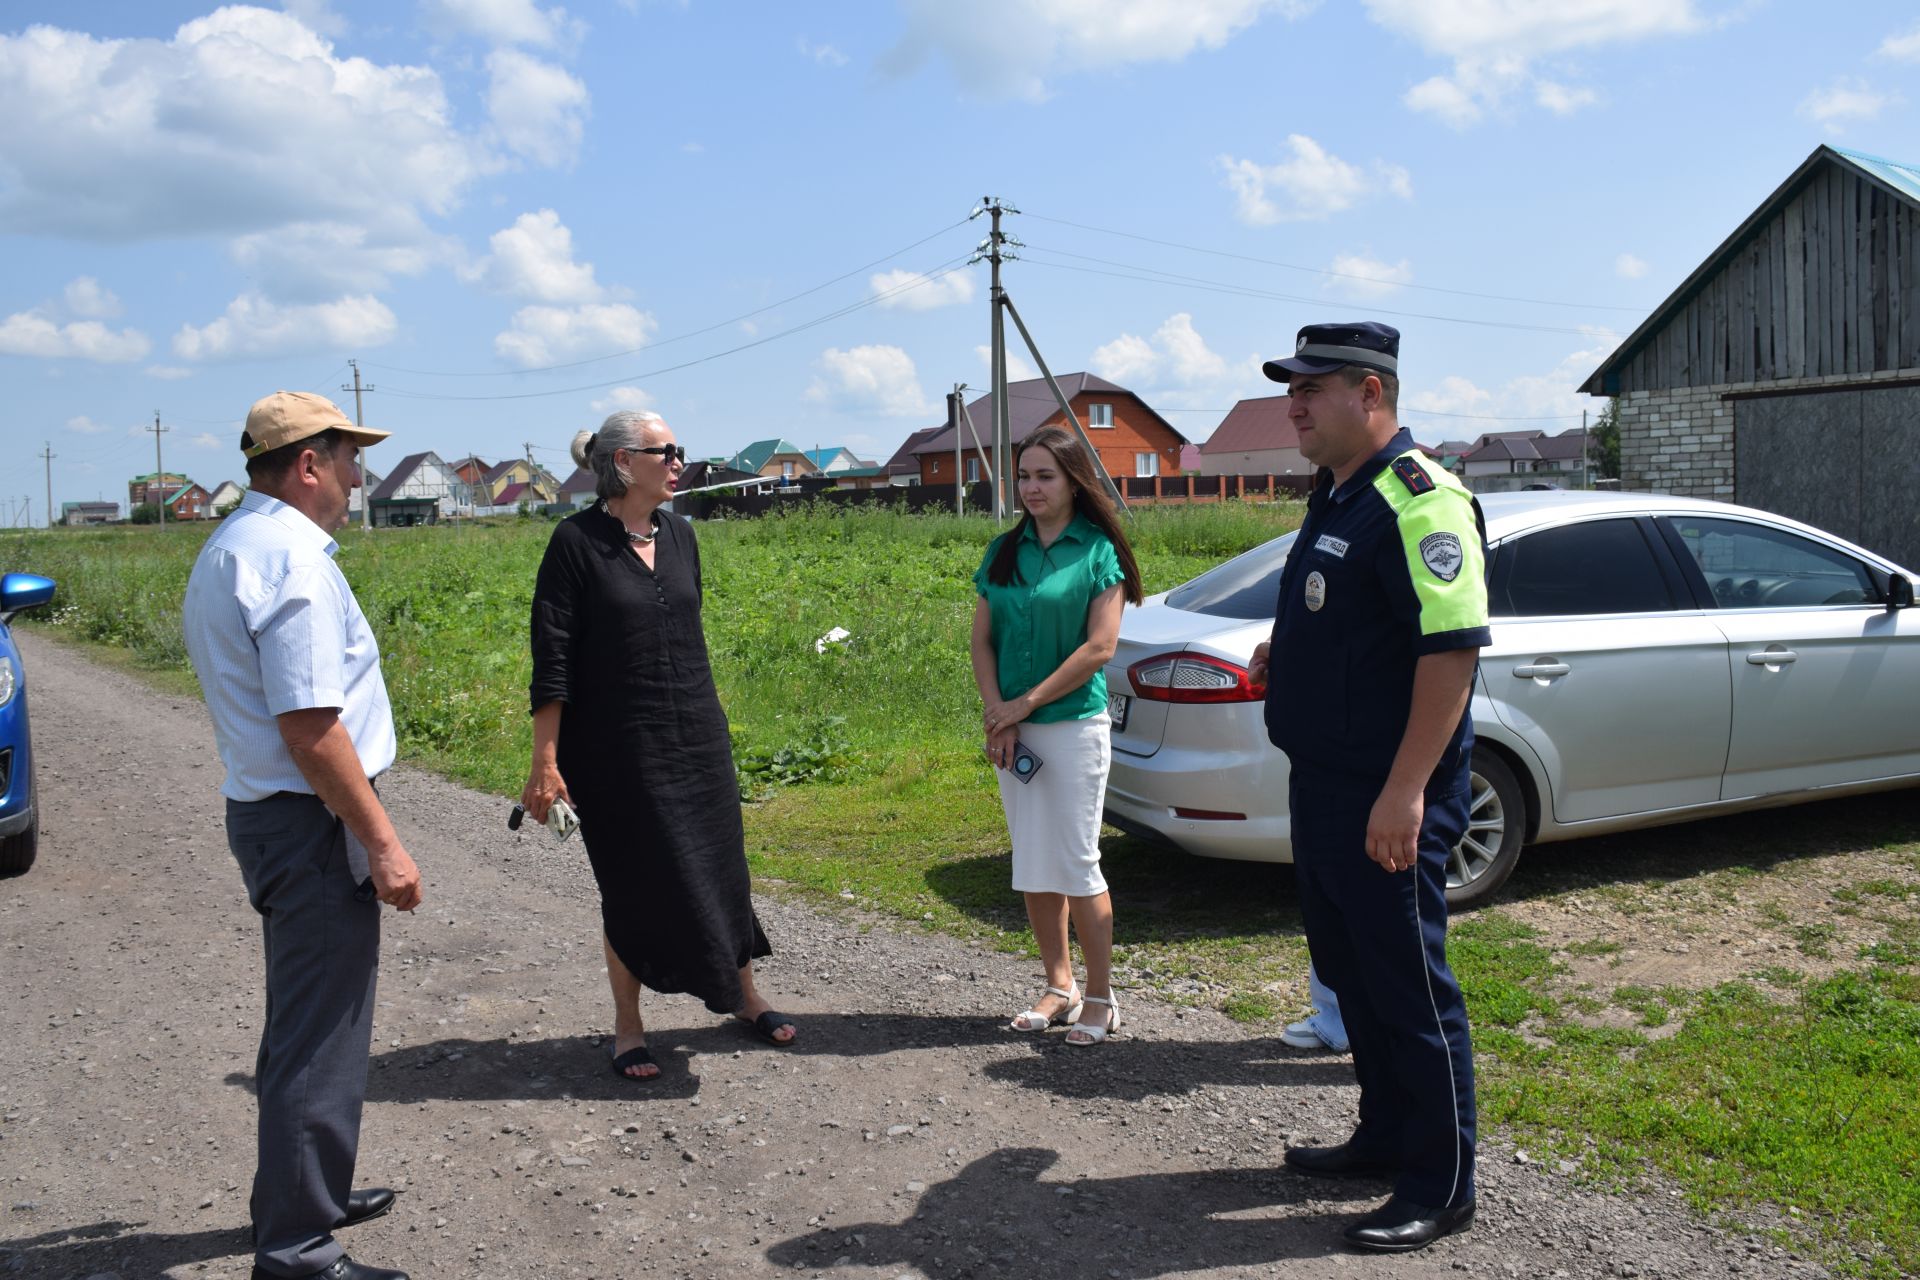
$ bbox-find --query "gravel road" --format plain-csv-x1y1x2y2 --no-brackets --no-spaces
1,633,1831,1280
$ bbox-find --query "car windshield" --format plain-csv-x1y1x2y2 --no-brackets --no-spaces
1164,531,1298,619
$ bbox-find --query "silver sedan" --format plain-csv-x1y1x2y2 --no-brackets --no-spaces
1102,491,1920,906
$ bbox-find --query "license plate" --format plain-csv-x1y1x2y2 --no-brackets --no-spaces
1108,692,1130,732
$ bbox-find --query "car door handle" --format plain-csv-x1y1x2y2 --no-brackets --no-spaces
1745,649,1798,666
1512,661,1570,679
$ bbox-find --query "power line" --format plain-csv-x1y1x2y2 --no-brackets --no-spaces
365,218,972,379
1016,247,1618,339
1021,211,1648,314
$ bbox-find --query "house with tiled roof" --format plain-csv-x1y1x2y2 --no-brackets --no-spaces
60,501,119,526
1198,394,1306,477
906,373,1186,488
882,427,943,485
730,439,818,480
1457,428,1590,480
369,451,463,524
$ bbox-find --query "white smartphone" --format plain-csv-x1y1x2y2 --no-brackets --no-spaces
546,797,580,840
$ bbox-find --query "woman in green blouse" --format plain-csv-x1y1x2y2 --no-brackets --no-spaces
971,426,1144,1045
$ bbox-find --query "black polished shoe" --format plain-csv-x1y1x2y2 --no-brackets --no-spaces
250,1255,410,1280
1282,1141,1401,1180
1342,1194,1476,1253
340,1188,397,1229
251,1188,398,1244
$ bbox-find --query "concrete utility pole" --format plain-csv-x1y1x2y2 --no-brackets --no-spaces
39,442,54,528
344,360,375,530
149,411,169,527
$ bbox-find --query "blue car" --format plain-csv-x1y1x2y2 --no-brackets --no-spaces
0,573,56,875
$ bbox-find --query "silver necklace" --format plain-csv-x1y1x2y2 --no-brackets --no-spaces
604,502,657,545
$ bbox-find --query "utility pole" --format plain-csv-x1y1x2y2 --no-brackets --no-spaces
1580,408,1589,490
970,197,1020,522
343,360,375,530
39,442,54,528
149,410,169,528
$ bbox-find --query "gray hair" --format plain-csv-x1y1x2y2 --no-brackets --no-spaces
571,410,666,500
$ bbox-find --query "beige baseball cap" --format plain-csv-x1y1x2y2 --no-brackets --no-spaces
242,390,392,458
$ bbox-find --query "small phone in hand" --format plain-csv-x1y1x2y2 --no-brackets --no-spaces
546,797,580,840
1009,740,1044,783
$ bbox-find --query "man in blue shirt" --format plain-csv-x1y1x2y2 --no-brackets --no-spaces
184,391,420,1280
1250,323,1488,1254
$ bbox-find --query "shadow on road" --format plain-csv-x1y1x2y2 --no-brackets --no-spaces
217,1017,1356,1106
1,1221,246,1278
764,1146,1373,1277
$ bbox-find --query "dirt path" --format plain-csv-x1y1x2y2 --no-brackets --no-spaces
1,634,1827,1280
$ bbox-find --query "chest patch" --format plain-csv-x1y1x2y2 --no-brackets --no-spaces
1419,531,1465,581
1313,533,1350,559
1304,570,1327,611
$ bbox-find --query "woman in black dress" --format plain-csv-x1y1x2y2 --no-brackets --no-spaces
520,409,796,1080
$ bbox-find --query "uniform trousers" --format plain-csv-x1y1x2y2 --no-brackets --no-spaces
226,792,382,1277
1289,763,1477,1209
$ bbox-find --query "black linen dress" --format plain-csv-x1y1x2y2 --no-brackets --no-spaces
529,503,770,1014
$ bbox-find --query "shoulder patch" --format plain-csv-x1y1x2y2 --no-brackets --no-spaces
1391,456,1435,496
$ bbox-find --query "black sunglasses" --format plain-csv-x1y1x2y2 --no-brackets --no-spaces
627,444,686,464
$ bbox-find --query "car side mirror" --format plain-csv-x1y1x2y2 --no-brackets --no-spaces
0,572,55,626
1888,573,1914,613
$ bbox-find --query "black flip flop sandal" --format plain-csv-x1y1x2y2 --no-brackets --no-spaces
609,1043,658,1079
749,1010,797,1046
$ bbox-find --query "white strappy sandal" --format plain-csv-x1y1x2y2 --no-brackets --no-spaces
1010,983,1083,1032
1066,992,1120,1046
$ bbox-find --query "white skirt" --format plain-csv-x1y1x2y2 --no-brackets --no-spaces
997,714,1111,897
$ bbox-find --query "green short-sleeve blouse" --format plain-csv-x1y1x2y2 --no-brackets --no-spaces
973,513,1126,724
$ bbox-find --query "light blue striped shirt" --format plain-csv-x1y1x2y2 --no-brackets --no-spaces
182,490,396,802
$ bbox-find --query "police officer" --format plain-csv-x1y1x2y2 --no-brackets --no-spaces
1249,322,1487,1254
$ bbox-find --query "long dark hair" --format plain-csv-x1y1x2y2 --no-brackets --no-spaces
985,426,1143,605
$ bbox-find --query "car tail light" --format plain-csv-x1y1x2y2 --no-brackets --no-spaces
1127,652,1262,703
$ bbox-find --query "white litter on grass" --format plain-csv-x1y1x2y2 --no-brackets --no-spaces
814,626,852,654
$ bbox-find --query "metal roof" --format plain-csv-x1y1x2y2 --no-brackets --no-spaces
1835,146,1920,204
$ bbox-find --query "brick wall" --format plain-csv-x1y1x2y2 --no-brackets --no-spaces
1617,365,1920,497
919,392,1184,486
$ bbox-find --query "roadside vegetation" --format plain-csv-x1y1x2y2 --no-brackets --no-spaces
4,503,1914,1277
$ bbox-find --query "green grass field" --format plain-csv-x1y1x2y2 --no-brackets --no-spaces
4,504,1915,1276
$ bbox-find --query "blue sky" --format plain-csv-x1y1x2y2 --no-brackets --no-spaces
3,1,1917,515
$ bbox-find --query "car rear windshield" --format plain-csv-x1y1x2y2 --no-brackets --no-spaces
1164,532,1298,619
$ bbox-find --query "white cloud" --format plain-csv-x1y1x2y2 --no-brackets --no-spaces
63,277,122,319
588,385,655,415
146,365,193,380
1401,335,1618,445
494,303,655,366
1615,252,1649,279
172,293,397,360
1218,135,1410,225
974,344,1038,382
279,0,348,38
1366,0,1702,126
1325,253,1413,299
870,268,976,311
231,220,452,302
1089,313,1227,386
805,344,933,417
421,0,580,47
190,432,226,450
0,9,490,242
1798,77,1899,133
798,38,848,67
1534,79,1599,114
463,209,610,302
65,414,109,435
881,0,1314,101
1878,24,1920,62
0,310,150,362
486,48,589,166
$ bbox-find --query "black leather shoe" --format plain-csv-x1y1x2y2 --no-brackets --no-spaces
250,1188,398,1244
250,1255,410,1280
1342,1195,1476,1253
1283,1141,1401,1180
340,1188,397,1229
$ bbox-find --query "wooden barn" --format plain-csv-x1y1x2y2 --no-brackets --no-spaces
1581,143,1920,569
